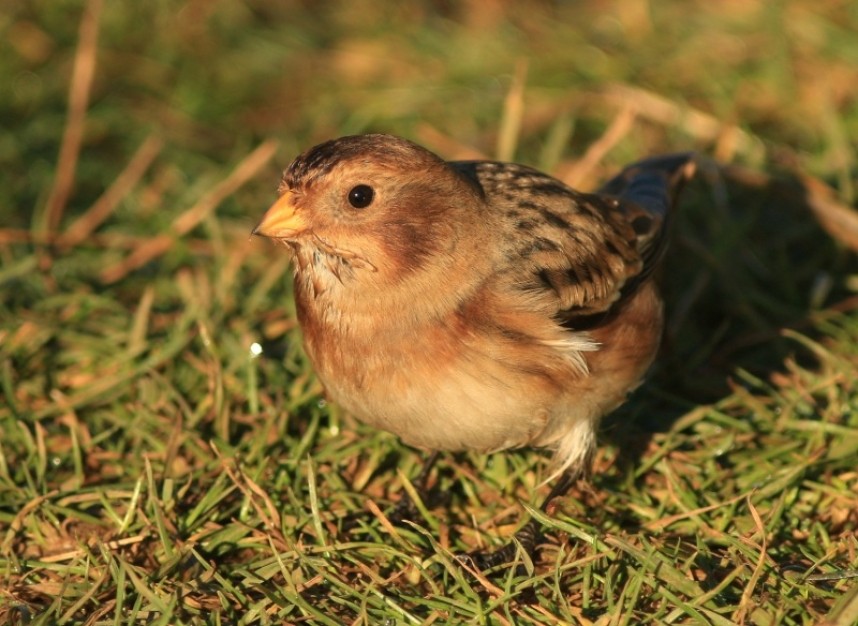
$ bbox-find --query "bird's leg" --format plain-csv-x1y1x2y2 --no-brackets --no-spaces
470,470,577,572
338,451,440,534
388,450,440,525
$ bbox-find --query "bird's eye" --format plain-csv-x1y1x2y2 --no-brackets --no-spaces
347,184,374,209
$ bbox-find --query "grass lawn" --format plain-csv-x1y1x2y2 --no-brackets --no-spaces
2,1,857,623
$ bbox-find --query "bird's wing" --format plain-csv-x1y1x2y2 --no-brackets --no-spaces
455,155,695,320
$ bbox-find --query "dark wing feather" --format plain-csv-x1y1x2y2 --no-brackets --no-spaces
597,153,697,292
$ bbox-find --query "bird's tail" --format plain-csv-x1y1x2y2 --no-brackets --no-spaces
599,152,697,219
600,153,697,277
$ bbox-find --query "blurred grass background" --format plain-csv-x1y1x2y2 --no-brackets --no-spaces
2,0,858,624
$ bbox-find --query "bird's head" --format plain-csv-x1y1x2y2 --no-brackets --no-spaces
253,134,484,288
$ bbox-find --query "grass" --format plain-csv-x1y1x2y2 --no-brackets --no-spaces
2,0,858,623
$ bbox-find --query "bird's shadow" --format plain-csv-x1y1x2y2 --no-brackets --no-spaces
602,159,858,470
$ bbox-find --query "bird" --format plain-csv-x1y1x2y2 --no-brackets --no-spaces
253,133,695,567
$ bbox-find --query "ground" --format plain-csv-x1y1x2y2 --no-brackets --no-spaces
1,1,857,624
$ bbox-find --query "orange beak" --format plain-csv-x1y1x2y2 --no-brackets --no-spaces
252,192,310,239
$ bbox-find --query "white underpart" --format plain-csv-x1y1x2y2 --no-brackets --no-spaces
540,333,600,376
540,332,601,485
543,417,597,486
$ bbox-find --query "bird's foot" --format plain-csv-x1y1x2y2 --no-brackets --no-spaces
463,519,541,574
387,490,422,526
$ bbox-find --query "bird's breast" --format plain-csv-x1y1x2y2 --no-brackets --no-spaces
294,288,588,453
